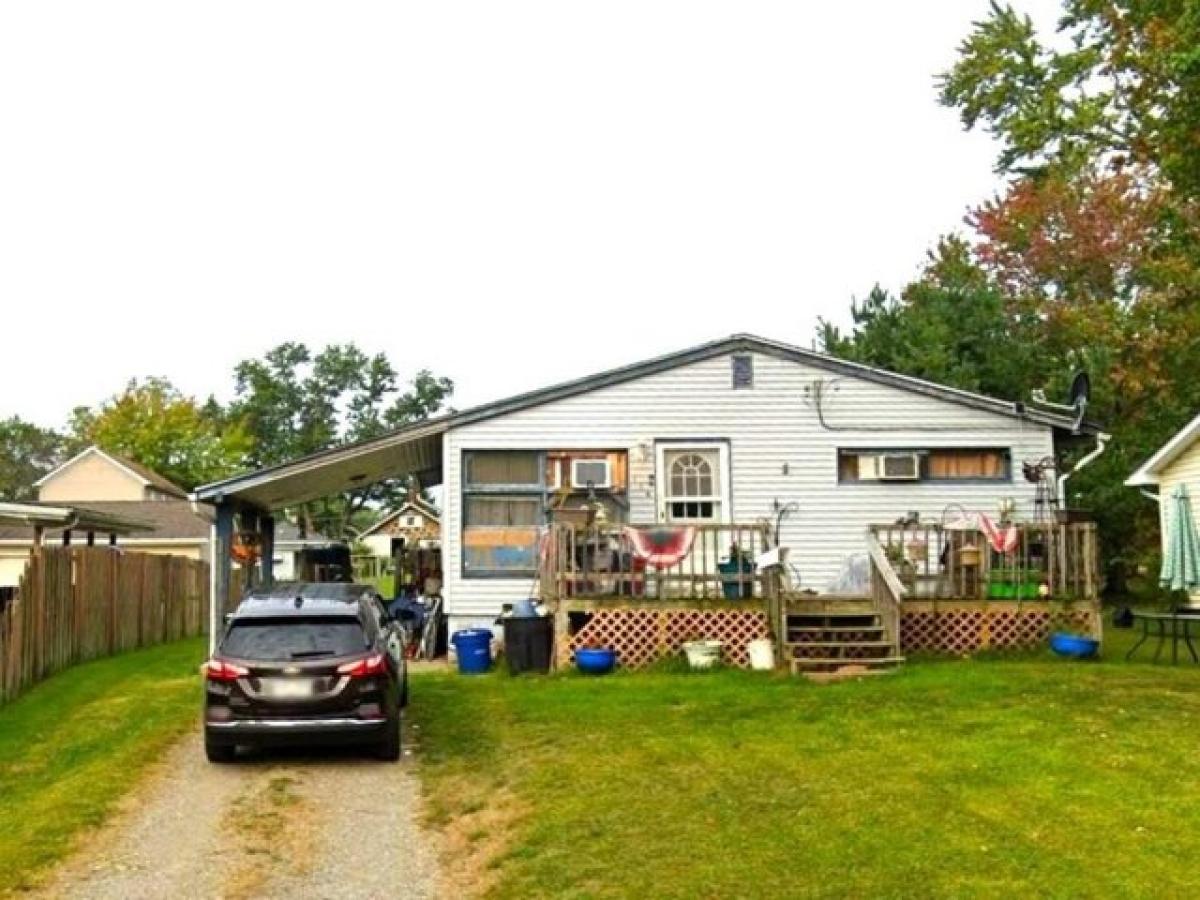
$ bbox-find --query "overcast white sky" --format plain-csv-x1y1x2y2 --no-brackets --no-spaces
1,1,1061,430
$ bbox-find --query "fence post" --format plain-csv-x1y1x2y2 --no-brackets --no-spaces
107,549,117,654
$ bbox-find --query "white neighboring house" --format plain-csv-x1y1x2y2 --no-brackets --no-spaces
0,446,334,586
1126,411,1200,600
192,335,1101,635
358,498,441,560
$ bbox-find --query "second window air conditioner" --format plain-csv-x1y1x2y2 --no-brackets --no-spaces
857,452,921,481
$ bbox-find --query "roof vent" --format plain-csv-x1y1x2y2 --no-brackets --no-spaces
732,354,753,389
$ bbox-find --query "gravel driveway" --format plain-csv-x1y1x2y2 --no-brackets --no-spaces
32,730,439,900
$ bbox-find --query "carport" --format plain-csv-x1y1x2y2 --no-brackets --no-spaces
191,418,449,646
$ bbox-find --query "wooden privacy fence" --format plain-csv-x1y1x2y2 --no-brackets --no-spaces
0,547,210,704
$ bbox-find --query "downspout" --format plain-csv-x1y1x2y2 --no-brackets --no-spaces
1058,432,1111,508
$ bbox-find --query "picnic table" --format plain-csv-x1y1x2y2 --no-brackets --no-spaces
1126,610,1200,663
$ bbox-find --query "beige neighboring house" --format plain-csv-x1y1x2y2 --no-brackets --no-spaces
1127,411,1200,599
359,497,441,560
0,446,331,587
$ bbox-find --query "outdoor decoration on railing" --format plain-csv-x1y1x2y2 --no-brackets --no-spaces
623,525,696,567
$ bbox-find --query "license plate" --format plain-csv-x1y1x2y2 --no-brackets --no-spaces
263,678,314,700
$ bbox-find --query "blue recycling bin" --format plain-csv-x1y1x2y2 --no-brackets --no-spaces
451,628,493,674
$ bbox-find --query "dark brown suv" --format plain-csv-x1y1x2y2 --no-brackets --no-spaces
203,583,409,762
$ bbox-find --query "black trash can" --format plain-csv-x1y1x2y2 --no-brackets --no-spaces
503,615,554,675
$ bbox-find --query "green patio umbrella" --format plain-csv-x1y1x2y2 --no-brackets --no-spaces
1161,484,1200,592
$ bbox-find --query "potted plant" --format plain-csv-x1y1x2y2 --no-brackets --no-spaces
681,639,724,669
718,543,756,600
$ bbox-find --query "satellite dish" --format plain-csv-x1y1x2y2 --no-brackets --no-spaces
1029,372,1091,433
1069,372,1090,408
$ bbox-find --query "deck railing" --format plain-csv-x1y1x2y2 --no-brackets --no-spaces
539,521,778,602
865,531,906,644
867,519,1100,602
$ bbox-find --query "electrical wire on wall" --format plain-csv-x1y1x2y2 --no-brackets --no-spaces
803,378,1040,434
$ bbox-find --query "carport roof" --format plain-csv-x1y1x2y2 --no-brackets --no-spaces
193,333,1091,512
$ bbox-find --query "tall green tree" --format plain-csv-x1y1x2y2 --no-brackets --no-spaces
230,344,454,537
70,378,252,491
939,0,1200,198
0,417,65,501
824,1,1200,591
820,238,1047,400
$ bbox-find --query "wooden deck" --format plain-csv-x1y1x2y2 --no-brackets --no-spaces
540,519,1102,671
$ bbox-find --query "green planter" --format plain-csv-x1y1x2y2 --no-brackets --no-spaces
988,569,1045,600
718,559,755,600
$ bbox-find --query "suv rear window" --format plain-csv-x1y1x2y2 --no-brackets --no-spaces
221,617,369,661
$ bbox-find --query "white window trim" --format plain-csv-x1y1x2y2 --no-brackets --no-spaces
654,442,731,524
570,458,612,490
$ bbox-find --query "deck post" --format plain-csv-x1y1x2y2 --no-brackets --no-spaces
209,502,234,654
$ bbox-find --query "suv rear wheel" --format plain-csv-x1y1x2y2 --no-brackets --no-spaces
205,737,236,763
376,713,401,761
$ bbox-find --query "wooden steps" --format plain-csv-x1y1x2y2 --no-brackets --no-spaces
783,605,903,675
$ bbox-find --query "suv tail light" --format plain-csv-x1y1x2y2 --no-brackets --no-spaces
337,654,386,678
204,658,249,682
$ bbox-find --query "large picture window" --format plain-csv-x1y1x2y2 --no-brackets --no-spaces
462,451,543,576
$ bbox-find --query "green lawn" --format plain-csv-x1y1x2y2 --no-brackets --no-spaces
413,628,1200,898
0,638,206,894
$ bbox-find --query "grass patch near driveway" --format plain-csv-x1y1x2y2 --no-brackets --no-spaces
413,638,1200,898
0,637,206,894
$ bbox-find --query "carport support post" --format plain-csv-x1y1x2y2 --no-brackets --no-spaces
209,503,234,654
260,515,275,588
241,509,259,591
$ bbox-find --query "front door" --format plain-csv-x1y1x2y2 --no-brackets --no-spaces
655,443,731,524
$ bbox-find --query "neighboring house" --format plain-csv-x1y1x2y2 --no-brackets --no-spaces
1126,412,1200,599
0,446,333,586
358,497,441,560
194,335,1101,637
357,495,442,598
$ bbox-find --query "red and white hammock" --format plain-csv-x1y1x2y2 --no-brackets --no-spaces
623,526,697,567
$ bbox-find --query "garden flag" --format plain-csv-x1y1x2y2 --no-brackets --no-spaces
1161,484,1200,592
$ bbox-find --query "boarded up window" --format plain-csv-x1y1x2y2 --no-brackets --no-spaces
465,497,541,528
463,451,542,575
465,451,540,487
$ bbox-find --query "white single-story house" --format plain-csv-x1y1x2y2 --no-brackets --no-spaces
193,334,1101,638
0,446,336,586
1126,411,1200,599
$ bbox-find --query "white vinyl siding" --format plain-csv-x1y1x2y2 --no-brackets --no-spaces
441,352,1056,628
1153,440,1200,602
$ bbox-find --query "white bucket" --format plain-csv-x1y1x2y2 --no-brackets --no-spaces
747,638,775,671
682,640,723,669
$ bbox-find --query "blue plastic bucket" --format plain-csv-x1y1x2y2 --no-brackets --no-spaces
452,629,493,674
575,647,617,675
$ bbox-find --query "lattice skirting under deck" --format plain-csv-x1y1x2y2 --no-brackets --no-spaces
901,606,1100,655
566,609,771,668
